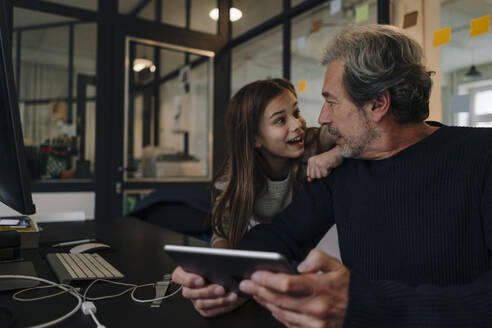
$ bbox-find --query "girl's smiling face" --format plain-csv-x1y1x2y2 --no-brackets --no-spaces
255,90,306,162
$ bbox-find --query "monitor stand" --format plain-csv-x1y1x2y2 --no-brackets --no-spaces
0,260,40,291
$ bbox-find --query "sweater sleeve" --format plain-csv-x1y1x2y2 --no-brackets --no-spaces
344,159,492,328
238,178,335,261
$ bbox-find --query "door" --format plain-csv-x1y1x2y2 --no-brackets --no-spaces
100,3,230,218
122,37,214,215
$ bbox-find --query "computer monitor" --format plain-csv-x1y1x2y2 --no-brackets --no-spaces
0,6,35,215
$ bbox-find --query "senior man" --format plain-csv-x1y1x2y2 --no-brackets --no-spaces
173,25,492,327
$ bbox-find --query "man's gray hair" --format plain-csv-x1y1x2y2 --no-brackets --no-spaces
322,24,433,124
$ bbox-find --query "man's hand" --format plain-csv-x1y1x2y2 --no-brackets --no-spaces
239,249,350,328
172,266,247,317
307,146,344,182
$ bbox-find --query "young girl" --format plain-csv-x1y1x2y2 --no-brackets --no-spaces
172,79,342,318
211,78,342,248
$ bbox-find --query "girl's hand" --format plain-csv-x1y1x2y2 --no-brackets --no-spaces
307,146,343,182
172,266,247,317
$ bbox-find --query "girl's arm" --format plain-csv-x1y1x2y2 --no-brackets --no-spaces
307,145,343,182
210,204,232,248
212,239,229,248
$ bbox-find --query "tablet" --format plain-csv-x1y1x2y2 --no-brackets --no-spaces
164,245,296,296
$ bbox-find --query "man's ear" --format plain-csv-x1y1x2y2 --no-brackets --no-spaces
367,89,390,123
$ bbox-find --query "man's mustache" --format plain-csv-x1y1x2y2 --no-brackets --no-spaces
326,125,340,137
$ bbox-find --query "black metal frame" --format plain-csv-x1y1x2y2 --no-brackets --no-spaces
283,0,292,80
13,0,99,21
153,0,162,146
68,24,74,123
95,0,118,218
378,0,390,24
15,28,20,93
2,0,391,218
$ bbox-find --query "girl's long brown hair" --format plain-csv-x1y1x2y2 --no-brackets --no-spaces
211,79,314,248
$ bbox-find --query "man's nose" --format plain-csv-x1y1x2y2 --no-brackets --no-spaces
318,103,331,125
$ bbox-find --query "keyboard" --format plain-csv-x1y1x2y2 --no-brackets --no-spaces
47,253,124,284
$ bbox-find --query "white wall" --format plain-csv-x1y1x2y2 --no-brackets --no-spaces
0,192,95,222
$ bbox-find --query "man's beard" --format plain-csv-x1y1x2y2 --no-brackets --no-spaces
326,112,378,158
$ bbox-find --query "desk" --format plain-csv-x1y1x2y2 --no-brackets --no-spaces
0,217,282,327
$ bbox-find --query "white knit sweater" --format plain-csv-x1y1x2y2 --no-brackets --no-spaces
211,172,293,246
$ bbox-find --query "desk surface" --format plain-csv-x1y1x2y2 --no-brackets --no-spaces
0,217,282,327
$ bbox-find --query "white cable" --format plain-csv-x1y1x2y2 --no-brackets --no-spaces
82,279,182,303
89,310,105,328
13,283,78,301
85,286,137,301
83,278,137,301
130,284,182,303
82,301,106,328
0,275,82,328
1,274,182,327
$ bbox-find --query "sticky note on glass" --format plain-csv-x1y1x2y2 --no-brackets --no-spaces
355,4,369,23
297,36,307,51
433,26,451,47
403,11,418,29
470,14,490,38
298,80,307,93
310,20,323,34
330,0,342,15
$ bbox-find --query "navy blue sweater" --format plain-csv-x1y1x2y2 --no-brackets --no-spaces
238,125,492,327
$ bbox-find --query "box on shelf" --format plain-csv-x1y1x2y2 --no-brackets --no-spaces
0,216,41,249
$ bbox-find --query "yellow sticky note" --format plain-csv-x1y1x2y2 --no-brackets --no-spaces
355,4,369,23
298,80,307,93
433,26,451,47
470,14,490,38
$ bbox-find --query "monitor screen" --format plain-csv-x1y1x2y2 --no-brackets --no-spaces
0,6,35,215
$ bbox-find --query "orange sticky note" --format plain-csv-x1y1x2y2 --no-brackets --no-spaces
310,20,323,34
298,80,307,93
470,14,490,38
433,26,451,47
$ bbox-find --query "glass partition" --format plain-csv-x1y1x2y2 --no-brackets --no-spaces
137,0,157,21
231,25,282,96
440,0,492,127
42,0,98,11
125,38,214,182
292,0,307,6
291,0,378,126
190,0,218,34
119,0,187,28
161,0,187,27
13,8,97,182
232,0,282,38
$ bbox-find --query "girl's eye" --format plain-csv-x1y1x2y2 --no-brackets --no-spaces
293,109,301,118
275,117,285,124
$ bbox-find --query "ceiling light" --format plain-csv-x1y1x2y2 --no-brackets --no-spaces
230,8,242,22
209,8,219,20
465,65,482,78
133,58,154,72
209,7,243,22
